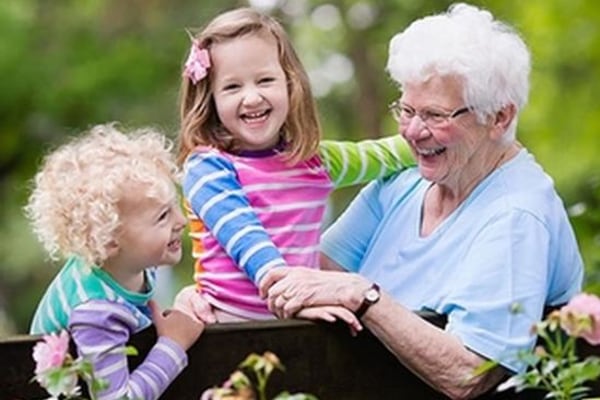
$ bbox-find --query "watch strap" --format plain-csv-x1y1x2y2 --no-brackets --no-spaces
355,283,380,319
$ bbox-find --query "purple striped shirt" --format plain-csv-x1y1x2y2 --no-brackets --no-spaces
70,300,187,400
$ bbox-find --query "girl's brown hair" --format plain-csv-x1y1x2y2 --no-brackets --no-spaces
177,8,321,166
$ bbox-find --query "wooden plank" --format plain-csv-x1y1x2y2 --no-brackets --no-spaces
1,315,598,400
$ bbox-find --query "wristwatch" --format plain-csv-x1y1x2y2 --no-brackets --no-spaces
355,283,380,319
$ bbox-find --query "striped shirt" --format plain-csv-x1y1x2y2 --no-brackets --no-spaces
183,135,413,319
30,257,187,400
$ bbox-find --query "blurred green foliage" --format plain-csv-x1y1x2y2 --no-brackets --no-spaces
0,0,598,336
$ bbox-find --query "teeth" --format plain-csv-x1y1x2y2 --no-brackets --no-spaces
168,239,181,250
243,110,268,119
417,147,446,156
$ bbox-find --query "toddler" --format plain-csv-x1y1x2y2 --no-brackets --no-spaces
26,124,203,400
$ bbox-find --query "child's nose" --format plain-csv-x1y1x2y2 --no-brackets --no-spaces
242,88,264,106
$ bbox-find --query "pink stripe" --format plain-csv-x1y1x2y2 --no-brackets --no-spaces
190,153,333,316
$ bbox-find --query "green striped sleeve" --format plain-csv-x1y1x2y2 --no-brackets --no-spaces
319,135,414,189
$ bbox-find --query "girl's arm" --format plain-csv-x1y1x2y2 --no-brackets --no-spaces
183,150,360,327
183,149,285,284
319,135,414,189
69,301,189,400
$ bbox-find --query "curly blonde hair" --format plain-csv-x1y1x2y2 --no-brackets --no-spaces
24,123,179,267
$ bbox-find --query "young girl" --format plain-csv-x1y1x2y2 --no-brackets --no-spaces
175,8,412,323
26,124,203,400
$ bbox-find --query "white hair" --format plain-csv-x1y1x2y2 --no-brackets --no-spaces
386,3,531,141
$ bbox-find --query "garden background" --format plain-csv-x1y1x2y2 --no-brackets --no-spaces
1,0,598,336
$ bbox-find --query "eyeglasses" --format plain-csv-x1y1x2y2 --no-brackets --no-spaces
388,100,471,129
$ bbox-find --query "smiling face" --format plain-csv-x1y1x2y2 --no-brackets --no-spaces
399,75,498,189
210,32,289,152
106,178,187,281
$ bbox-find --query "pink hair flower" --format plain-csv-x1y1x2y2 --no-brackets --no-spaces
183,39,211,84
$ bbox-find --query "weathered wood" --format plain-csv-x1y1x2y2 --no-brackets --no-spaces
1,315,598,400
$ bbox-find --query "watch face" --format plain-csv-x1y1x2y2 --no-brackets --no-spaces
365,288,380,302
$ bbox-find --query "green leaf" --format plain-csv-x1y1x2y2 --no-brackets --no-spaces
470,359,499,378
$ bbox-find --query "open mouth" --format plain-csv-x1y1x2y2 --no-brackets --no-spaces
416,146,446,157
241,109,270,124
167,238,181,252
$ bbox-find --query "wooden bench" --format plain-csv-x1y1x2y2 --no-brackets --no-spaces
2,315,598,400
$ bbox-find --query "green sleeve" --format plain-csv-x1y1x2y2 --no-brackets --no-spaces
318,135,414,189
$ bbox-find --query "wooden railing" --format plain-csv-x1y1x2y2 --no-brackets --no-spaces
2,314,598,400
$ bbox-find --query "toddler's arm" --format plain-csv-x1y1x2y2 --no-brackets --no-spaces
319,134,414,188
69,300,202,400
149,300,203,350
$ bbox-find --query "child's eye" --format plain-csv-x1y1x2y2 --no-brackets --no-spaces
222,83,240,91
158,209,170,222
258,77,275,84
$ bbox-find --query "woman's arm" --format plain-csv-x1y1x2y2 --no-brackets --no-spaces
259,176,510,398
260,268,506,399
319,253,346,271
362,293,507,399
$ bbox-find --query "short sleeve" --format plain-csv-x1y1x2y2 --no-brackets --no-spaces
443,210,551,373
321,181,384,272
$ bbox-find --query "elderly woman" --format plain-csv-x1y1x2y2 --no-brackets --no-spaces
259,3,583,399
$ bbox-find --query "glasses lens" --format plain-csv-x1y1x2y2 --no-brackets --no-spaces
390,102,468,128
389,102,402,121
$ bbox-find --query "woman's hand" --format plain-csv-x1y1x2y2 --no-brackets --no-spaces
259,267,368,319
296,305,363,335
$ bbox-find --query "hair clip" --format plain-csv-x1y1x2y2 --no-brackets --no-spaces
183,39,211,84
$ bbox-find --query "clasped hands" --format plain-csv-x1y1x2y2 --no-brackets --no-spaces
173,267,365,334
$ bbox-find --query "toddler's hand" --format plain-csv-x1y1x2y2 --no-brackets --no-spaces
173,284,217,324
150,300,204,351
296,305,363,336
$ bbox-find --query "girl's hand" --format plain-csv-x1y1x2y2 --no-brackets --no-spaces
150,300,204,351
296,305,363,336
173,284,217,324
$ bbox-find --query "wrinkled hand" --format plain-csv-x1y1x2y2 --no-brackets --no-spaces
150,299,204,351
296,305,363,336
259,267,366,319
173,284,217,324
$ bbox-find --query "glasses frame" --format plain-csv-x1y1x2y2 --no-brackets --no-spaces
388,100,471,129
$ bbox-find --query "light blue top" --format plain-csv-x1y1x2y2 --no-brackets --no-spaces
321,149,583,372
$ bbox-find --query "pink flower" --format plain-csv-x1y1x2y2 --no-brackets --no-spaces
32,330,70,374
183,40,211,84
560,293,600,345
